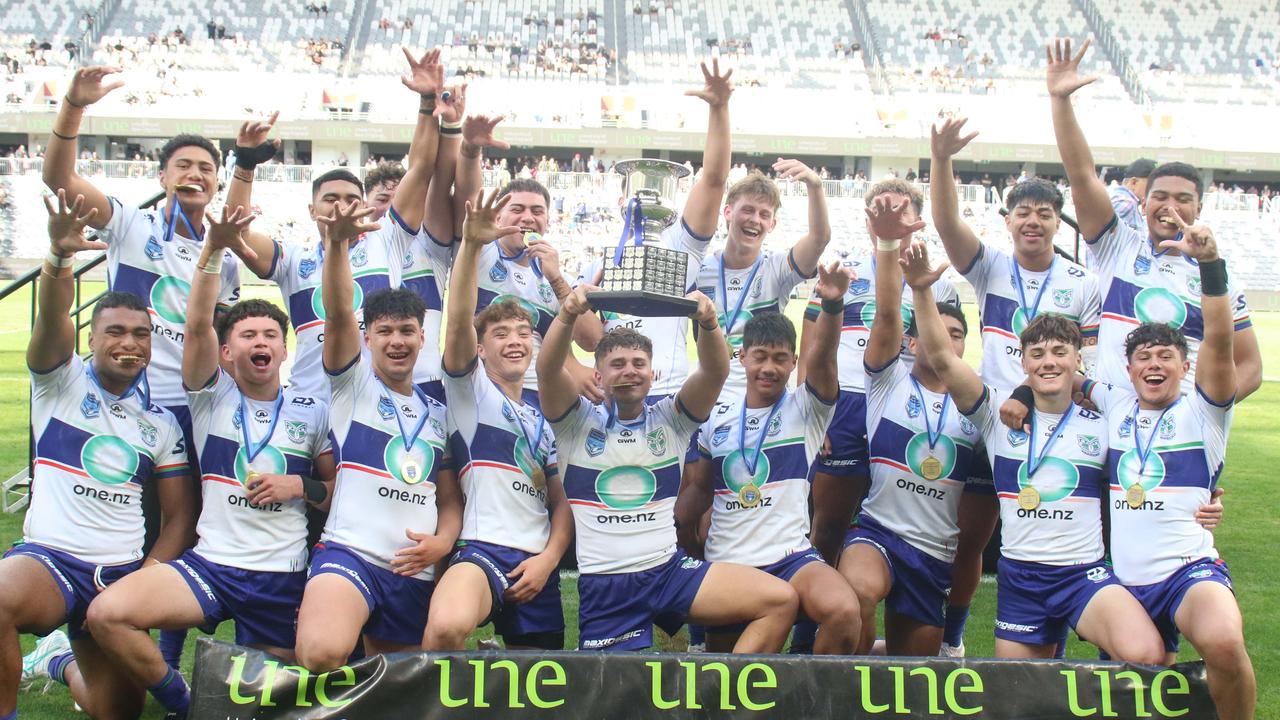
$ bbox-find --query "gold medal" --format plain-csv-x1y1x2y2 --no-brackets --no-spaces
531,465,546,490
738,483,762,508
401,457,423,485
1126,483,1146,509
245,469,261,489
1018,486,1041,511
920,454,943,481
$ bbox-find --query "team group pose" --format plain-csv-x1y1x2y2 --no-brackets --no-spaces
1,35,1256,720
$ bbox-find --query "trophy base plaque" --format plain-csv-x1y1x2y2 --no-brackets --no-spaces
589,244,694,318
586,290,698,317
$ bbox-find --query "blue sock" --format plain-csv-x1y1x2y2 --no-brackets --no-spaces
942,605,969,647
687,624,705,645
1055,639,1067,659
1,709,17,720
159,629,187,670
148,668,190,715
788,620,818,654
47,651,76,686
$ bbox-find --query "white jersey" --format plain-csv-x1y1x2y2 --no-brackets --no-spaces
1086,218,1251,394
967,388,1108,565
187,370,331,572
1088,382,1228,586
863,359,982,563
102,198,241,407
444,358,558,554
552,396,701,574
323,356,450,580
268,213,418,400
24,355,188,564
578,218,711,396
697,385,834,566
961,244,1101,392
475,243,561,392
403,230,455,384
804,255,959,393
697,248,809,399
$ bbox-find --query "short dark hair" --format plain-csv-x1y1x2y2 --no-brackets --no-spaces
90,291,149,328
312,168,364,198
741,313,796,354
1020,314,1081,351
158,134,220,170
216,299,289,344
1146,162,1203,201
363,161,405,194
362,288,425,327
1123,158,1157,180
475,298,533,337
1005,178,1064,215
906,302,968,338
595,326,652,363
1125,322,1189,360
497,178,551,207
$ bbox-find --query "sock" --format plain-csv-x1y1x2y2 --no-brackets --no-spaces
1,709,17,720
942,605,970,647
148,668,190,715
1055,639,1067,659
788,620,818,654
687,624,705,646
47,651,76,686
159,629,187,670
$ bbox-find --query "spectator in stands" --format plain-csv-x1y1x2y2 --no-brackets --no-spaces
1110,158,1155,233
206,20,216,40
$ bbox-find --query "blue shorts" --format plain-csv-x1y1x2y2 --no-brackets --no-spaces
707,549,823,635
995,556,1119,646
578,552,711,651
449,540,564,639
1128,558,1234,653
416,379,446,405
4,542,141,640
814,390,869,477
843,515,952,627
169,550,305,648
309,542,433,646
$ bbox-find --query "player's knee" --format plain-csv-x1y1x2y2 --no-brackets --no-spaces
1196,630,1249,669
816,589,860,628
760,578,799,617
295,633,350,673
84,593,130,636
422,615,470,650
1114,636,1166,666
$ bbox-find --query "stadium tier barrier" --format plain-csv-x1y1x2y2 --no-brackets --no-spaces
191,638,1214,719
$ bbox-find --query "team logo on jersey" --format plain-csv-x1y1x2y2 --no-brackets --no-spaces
849,278,871,297
906,394,923,419
1133,255,1152,275
1077,435,1101,456
1186,276,1202,297
490,261,509,282
585,428,606,457
232,407,243,429
430,417,447,439
502,404,517,422
750,279,763,299
291,396,316,407
109,403,126,419
402,251,414,270
286,420,308,444
81,435,139,485
144,236,165,261
537,281,554,304
234,445,286,486
1158,416,1176,440
646,428,666,456
595,466,657,509
376,395,396,420
767,415,782,437
906,433,957,480
150,277,191,325
254,409,271,423
137,420,158,448
959,416,976,436
299,257,317,279
1134,287,1187,329
350,245,368,268
1118,415,1134,438
80,392,101,419
1053,289,1073,309
175,244,193,261
310,282,364,322
1016,456,1079,504
680,556,704,570
1007,428,1028,446
1086,566,1112,583
712,424,730,447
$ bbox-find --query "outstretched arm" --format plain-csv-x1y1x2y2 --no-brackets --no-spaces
901,244,985,409
676,292,730,420
424,82,465,244
391,47,445,233
445,189,521,374
775,158,831,275
223,112,282,278
454,114,509,233
864,195,926,370
1046,38,1113,240
537,285,594,421
929,117,982,271
805,262,852,403
319,203,382,372
42,67,122,228
1164,214,1235,405
28,191,103,372
184,207,257,389
682,59,733,238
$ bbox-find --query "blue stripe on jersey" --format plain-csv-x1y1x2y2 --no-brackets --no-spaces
992,456,1105,498
980,293,1020,331
710,442,810,491
1105,446,1219,490
1101,277,1205,341
403,273,443,311
286,273,395,330
869,419,975,482
199,435,314,480
37,417,153,487
562,460,681,505
339,421,446,476
110,264,164,311
451,423,520,466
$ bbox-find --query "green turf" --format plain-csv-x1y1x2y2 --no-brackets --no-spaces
0,283,1275,717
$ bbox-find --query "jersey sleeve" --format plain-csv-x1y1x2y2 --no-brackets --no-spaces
959,242,999,297
864,356,906,424
547,396,592,449
267,242,297,285
541,424,560,480
1229,278,1252,332
312,401,334,458
418,224,454,254
775,249,810,300
102,197,140,245
380,205,423,258
1085,214,1142,270
1190,386,1233,477
1082,379,1130,415
657,395,704,447
960,385,997,439
216,251,242,308
30,353,82,405
441,357,484,442
152,413,191,480
327,354,371,438
185,368,234,426
663,215,714,262
1079,270,1102,339
798,382,838,457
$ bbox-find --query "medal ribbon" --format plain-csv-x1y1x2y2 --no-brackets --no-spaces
1128,399,1178,478
1011,255,1056,323
87,360,151,410
162,200,203,244
376,378,432,455
497,383,547,467
718,253,764,336
238,390,284,464
612,197,645,266
1026,403,1075,478
739,391,787,477
500,234,544,278
909,377,950,451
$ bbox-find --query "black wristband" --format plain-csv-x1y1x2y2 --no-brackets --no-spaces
698,319,719,332
51,129,77,141
420,92,438,100
302,476,328,505
440,125,462,136
821,298,844,315
63,95,87,108
235,141,277,171
1199,258,1228,297
1009,384,1034,412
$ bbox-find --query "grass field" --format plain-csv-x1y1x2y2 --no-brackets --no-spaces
0,281,1276,718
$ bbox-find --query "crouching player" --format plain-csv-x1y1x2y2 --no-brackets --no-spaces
85,208,335,718
539,284,798,652
423,190,571,651
677,262,859,654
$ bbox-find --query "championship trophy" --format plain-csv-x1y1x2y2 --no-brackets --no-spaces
586,158,697,316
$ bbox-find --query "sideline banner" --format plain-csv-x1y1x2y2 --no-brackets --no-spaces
191,638,1215,719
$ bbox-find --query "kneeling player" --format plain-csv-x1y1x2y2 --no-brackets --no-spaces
295,202,462,671
539,286,798,652
423,191,570,651
677,263,858,654
86,209,335,718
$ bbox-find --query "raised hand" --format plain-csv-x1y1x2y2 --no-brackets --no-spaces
773,158,821,188
1045,37,1098,98
400,46,445,103
236,110,280,158
317,200,380,245
66,66,124,107
899,242,949,290
462,188,522,246
685,58,734,108
814,260,853,301
437,82,468,124
206,204,259,260
686,290,717,325
1159,210,1219,261
44,189,103,257
866,193,926,241
931,116,978,159
462,114,510,149
560,284,596,319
